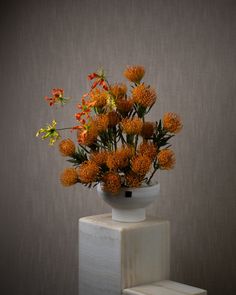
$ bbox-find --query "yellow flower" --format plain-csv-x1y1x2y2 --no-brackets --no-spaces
141,122,155,139
157,149,175,170
163,112,182,134
106,94,116,110
77,161,100,184
132,84,157,108
138,141,158,160
103,172,121,193
59,138,76,157
36,119,60,145
125,171,143,188
60,168,78,186
110,83,127,98
131,155,152,176
123,65,145,83
120,117,143,135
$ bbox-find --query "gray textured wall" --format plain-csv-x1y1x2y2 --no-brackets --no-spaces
0,0,235,294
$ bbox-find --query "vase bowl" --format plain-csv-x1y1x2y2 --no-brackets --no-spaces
97,183,160,222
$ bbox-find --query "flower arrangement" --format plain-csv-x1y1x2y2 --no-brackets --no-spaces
36,66,182,193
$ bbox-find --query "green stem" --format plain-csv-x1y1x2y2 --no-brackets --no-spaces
127,134,134,145
118,127,127,145
56,127,73,131
134,134,139,151
95,143,109,149
147,168,158,184
113,127,117,151
79,144,89,153
147,160,159,184
131,105,138,118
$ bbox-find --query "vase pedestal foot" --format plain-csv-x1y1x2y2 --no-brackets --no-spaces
112,208,145,222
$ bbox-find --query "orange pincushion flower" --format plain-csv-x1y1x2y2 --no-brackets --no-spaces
141,122,155,138
60,168,78,186
120,117,143,135
110,83,127,98
77,161,100,183
131,155,152,176
123,65,145,83
90,88,108,108
94,114,109,133
108,111,120,127
59,138,76,157
106,146,133,170
125,171,143,188
116,98,134,115
90,151,108,166
103,172,121,193
106,152,118,170
163,112,182,134
120,145,134,158
157,149,175,170
117,146,133,167
138,141,158,160
132,84,157,108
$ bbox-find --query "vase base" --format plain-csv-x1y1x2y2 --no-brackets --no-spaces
112,208,146,222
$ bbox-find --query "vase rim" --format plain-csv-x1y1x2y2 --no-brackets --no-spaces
97,181,160,193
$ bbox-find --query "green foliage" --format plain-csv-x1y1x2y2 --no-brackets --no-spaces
67,147,88,166
153,120,174,149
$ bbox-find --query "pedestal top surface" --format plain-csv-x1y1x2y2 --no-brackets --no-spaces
79,213,169,231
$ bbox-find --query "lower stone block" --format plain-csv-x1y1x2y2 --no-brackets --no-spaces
79,213,170,295
154,280,207,295
123,280,207,295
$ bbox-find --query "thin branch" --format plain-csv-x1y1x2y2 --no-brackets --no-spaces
56,127,73,131
147,168,157,184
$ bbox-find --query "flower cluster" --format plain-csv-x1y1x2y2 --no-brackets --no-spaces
36,120,60,145
37,65,182,193
45,88,70,106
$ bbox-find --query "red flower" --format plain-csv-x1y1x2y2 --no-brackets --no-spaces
52,88,64,98
91,80,100,89
88,73,99,80
45,88,67,106
75,96,96,129
88,71,109,90
45,96,56,106
100,80,109,91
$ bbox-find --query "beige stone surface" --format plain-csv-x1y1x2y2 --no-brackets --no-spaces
123,285,183,295
154,280,207,294
123,280,207,295
79,214,170,295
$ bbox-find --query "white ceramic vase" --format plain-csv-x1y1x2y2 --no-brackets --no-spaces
97,182,160,222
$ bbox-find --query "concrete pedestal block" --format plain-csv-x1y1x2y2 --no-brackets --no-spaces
79,213,170,295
